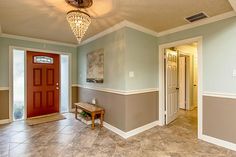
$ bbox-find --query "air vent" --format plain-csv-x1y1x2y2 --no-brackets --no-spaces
185,12,208,23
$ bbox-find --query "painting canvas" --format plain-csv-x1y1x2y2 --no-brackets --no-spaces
86,49,104,83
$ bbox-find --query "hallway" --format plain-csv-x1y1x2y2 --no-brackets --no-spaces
0,110,235,157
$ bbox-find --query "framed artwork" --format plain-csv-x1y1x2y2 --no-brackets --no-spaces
86,49,104,83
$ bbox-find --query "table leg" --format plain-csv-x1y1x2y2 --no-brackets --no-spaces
75,105,78,119
100,112,104,128
91,113,95,130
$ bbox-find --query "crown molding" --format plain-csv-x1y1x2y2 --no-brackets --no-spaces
156,11,236,37
1,11,235,48
123,20,159,36
0,33,78,48
229,0,236,12
79,21,126,46
79,11,236,46
79,20,158,46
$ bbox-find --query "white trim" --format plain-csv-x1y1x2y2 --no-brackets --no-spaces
79,20,158,46
9,46,73,122
203,91,236,99
73,84,159,95
125,121,161,138
1,33,77,48
200,134,236,151
123,20,159,36
0,87,9,90
229,0,236,12
72,84,80,87
104,120,161,139
158,37,203,137
0,119,10,125
156,11,236,37
1,12,235,48
104,122,127,139
79,21,126,46
79,11,236,47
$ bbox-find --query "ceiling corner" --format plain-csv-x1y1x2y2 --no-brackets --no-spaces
229,0,236,12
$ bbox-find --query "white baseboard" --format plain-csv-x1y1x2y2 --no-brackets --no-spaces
104,122,127,138
199,134,236,151
104,120,160,139
0,119,10,125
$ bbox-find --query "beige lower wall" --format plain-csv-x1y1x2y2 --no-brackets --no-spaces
203,96,236,144
0,90,9,120
78,87,126,131
72,87,79,109
125,92,159,131
78,87,159,132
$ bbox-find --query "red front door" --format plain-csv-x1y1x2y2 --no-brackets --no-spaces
27,51,60,118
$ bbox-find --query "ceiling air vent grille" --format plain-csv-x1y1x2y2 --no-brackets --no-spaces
185,12,208,23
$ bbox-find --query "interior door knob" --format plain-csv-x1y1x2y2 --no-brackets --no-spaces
56,87,59,90
176,87,179,90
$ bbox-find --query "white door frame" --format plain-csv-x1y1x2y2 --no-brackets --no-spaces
158,36,203,138
9,46,72,122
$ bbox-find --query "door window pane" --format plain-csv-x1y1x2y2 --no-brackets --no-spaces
60,55,69,112
34,56,53,64
13,49,25,120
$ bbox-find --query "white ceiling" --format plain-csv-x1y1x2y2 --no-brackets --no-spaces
0,0,233,44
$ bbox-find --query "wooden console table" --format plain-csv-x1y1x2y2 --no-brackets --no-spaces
75,102,105,129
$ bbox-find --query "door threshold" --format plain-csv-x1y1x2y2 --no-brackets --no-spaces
27,113,60,120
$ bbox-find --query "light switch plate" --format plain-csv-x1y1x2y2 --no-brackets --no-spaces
129,71,134,78
233,69,236,77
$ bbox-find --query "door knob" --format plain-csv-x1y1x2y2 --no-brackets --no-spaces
56,87,59,90
176,87,179,90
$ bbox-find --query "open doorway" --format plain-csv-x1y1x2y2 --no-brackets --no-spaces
164,43,198,124
11,48,71,121
159,37,203,138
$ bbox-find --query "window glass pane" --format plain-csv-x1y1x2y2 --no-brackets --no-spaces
13,49,25,120
60,55,69,112
34,56,53,64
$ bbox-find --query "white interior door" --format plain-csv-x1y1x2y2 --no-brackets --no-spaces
179,56,186,109
165,49,179,124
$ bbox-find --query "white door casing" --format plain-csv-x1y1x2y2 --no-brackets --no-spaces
179,56,186,109
165,49,179,124
193,56,198,107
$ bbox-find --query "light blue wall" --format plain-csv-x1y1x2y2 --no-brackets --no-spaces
78,16,236,93
77,27,158,91
158,16,236,93
78,28,126,90
0,37,78,87
124,27,158,90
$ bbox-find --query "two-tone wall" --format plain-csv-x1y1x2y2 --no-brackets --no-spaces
77,27,159,132
77,16,236,147
158,16,236,144
0,37,78,121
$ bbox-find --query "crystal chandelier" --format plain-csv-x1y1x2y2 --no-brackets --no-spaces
66,0,93,43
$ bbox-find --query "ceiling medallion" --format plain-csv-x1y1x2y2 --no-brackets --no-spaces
65,0,93,8
66,0,93,43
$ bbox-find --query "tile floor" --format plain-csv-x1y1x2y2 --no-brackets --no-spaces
0,109,236,157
